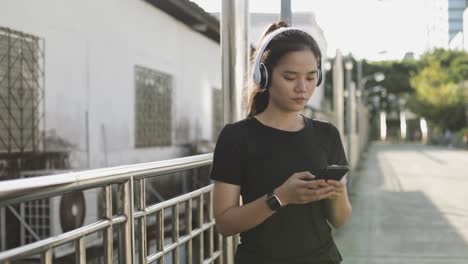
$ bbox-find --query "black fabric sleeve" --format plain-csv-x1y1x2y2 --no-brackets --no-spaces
209,124,244,185
327,123,349,166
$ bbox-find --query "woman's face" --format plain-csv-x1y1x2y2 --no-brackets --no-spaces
268,49,319,113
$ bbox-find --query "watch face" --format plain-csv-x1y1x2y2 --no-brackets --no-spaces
267,195,281,211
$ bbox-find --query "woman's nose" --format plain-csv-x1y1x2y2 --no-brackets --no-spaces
295,79,308,92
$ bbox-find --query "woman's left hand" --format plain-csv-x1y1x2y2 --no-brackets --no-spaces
325,176,347,201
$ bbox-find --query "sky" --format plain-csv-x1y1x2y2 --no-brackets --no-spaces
192,0,428,61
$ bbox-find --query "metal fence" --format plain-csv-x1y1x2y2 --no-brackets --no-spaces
0,153,235,264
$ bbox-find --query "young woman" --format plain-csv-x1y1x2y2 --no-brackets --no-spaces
210,21,352,264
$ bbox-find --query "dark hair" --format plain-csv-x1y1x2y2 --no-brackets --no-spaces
247,21,322,117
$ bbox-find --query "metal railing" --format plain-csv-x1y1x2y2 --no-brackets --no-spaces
0,153,234,264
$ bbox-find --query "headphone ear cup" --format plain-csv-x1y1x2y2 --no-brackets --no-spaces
316,69,322,86
259,63,269,88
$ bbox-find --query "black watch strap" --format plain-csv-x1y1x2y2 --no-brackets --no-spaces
266,191,282,211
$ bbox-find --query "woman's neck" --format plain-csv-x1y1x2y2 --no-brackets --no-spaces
255,108,304,131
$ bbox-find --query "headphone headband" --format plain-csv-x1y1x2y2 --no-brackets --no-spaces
252,27,322,87
252,27,302,85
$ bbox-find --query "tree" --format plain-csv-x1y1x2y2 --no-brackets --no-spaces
409,49,468,131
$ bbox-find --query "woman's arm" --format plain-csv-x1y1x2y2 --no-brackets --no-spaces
213,181,274,237
213,172,335,237
325,177,352,228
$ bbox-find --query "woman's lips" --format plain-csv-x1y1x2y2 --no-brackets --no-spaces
292,98,306,103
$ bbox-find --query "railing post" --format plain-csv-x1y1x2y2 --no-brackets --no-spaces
208,192,214,260
172,203,180,264
102,185,113,264
197,195,204,264
187,198,193,264
40,248,52,264
157,209,164,264
118,180,134,263
136,179,147,264
0,207,5,251
75,237,86,264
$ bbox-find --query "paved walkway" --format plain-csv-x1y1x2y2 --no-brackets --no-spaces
335,143,468,264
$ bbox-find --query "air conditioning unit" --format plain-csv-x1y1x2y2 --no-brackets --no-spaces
19,170,100,259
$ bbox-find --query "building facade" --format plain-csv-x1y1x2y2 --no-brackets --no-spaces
0,0,222,172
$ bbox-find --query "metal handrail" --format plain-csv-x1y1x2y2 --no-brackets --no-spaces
0,153,213,206
0,153,234,264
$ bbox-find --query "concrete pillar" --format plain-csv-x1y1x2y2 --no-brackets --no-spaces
356,60,363,153
347,82,357,169
400,111,407,140
222,0,249,124
281,0,292,25
221,1,249,262
380,111,387,141
333,50,345,138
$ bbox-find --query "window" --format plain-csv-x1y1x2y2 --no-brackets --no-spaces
0,27,43,154
212,87,223,140
134,66,172,148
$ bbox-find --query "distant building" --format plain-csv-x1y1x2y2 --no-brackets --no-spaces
424,0,468,50
449,0,468,42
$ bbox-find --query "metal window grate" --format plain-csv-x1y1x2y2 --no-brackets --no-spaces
0,27,45,155
135,65,172,148
23,198,50,244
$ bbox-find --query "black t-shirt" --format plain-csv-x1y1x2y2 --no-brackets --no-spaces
210,116,348,264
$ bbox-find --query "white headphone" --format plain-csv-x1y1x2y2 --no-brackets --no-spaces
252,27,322,88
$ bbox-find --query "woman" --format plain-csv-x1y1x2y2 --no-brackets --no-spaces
210,21,352,264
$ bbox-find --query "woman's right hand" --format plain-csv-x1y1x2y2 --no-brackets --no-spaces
275,171,335,205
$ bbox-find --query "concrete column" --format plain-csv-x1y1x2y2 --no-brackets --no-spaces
222,0,249,124
356,60,363,153
400,111,407,140
380,111,387,141
333,50,345,138
221,1,249,262
281,0,292,25
347,82,357,169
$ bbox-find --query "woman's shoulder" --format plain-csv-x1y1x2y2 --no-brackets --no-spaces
303,117,341,140
229,117,253,128
304,117,335,131
221,118,251,133
216,118,252,142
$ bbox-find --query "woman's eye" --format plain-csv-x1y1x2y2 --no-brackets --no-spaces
284,77,295,81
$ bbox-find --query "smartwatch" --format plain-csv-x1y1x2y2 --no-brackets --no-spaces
266,191,283,211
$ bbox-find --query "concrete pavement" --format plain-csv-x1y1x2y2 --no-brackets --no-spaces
334,143,468,264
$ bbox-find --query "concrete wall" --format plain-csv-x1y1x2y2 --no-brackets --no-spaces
0,0,221,169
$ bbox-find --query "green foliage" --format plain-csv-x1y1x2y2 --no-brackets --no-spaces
361,60,418,94
326,49,468,131
408,49,468,130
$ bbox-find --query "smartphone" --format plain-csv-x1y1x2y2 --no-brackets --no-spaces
316,165,349,181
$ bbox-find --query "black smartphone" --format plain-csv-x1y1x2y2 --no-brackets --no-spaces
316,165,349,181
